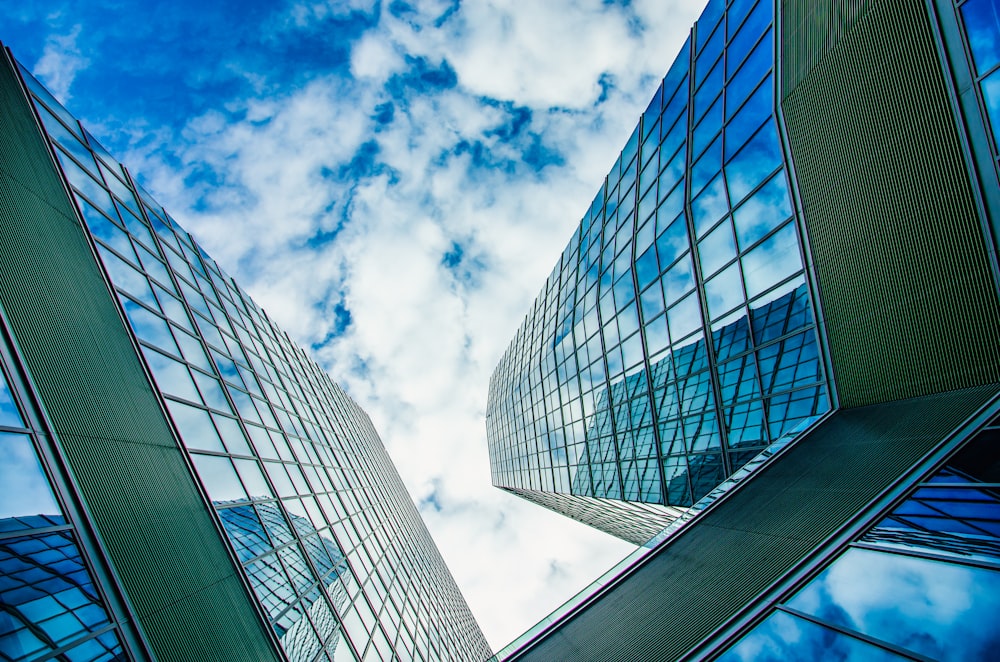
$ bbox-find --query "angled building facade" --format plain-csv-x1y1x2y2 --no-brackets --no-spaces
0,47,491,662
489,0,1000,659
487,0,833,544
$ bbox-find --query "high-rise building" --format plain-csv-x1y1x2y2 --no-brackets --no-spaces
488,0,1000,658
0,46,491,662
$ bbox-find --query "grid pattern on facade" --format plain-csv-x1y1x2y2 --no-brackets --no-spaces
486,0,829,539
0,332,130,661
16,63,490,662
957,0,1000,186
718,415,1000,662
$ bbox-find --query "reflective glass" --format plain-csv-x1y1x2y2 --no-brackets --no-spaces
962,0,1000,74
0,531,119,660
787,547,1000,661
0,370,24,429
732,170,792,250
718,609,907,662
191,453,247,503
982,69,1000,150
699,220,737,276
0,433,63,528
741,222,801,299
705,263,744,320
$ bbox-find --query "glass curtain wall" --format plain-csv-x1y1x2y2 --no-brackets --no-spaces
487,0,829,535
16,63,490,662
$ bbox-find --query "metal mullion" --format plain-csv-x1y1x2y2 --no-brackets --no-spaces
684,18,733,484
774,605,931,661
632,111,672,507
850,538,1000,571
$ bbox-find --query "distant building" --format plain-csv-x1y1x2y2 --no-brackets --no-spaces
488,0,1000,658
0,46,490,661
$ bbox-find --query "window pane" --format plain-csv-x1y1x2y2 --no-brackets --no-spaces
0,433,63,530
786,547,1000,661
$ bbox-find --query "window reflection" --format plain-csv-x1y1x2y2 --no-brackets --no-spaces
787,547,1000,661
718,609,906,662
0,433,63,528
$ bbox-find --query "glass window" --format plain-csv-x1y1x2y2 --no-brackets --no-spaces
667,293,703,343
0,369,24,429
725,75,772,161
662,253,696,307
191,453,247,503
0,433,63,528
962,0,1000,75
727,29,772,113
718,609,907,662
741,222,801,299
166,399,226,453
725,121,783,205
692,175,730,236
732,171,792,250
699,220,738,276
705,262,744,320
787,547,1000,661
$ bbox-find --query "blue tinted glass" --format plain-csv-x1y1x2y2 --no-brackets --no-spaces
218,503,273,562
0,369,23,429
0,531,115,659
713,309,752,361
697,0,725,52
695,57,724,120
0,433,63,528
725,399,766,447
727,29,772,114
962,0,1000,75
725,121,783,205
668,293,702,341
693,97,724,157
692,176,730,236
662,253,696,307
725,75,772,160
732,170,792,250
982,70,1000,150
699,220,738,276
787,547,1000,661
742,222,801,299
727,0,771,75
718,609,907,662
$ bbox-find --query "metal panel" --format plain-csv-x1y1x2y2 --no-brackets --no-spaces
0,50,279,661
508,385,998,662
780,0,1000,407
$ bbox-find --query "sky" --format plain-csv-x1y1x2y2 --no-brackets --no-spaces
2,0,705,650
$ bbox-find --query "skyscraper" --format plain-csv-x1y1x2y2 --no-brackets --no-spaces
487,0,1000,658
0,46,491,662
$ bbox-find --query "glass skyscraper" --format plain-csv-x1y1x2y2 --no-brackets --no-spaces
489,0,1000,659
487,0,830,544
0,46,490,661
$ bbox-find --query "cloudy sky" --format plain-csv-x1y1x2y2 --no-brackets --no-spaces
2,0,705,649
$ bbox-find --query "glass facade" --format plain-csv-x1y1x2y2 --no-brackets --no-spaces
957,0,1000,181
486,0,829,542
718,415,1000,662
10,63,491,661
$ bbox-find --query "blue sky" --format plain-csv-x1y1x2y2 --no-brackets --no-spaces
2,0,703,648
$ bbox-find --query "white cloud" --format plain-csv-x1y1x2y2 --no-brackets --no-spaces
33,25,88,103
120,0,706,649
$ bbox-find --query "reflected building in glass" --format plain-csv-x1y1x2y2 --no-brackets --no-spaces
489,0,1000,659
0,46,490,661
